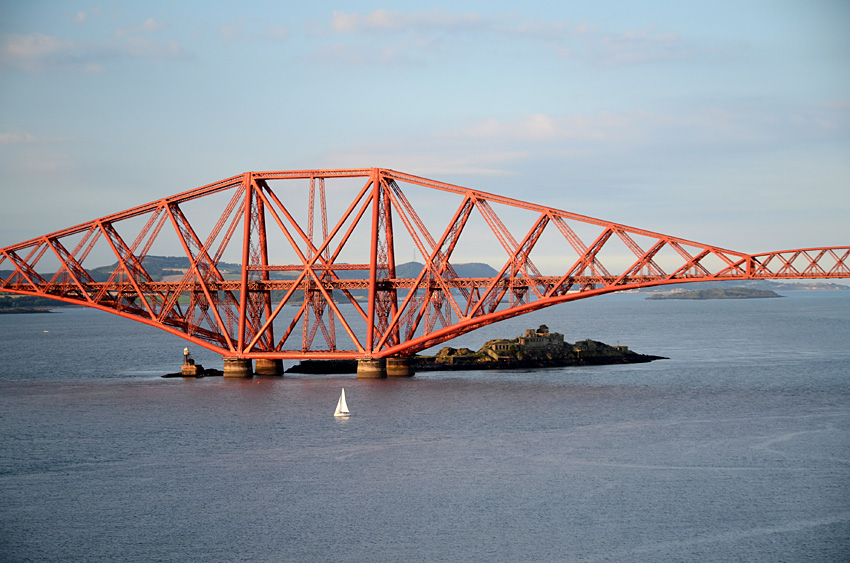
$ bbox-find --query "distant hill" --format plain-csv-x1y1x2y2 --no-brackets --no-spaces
394,261,499,278
86,256,243,282
6,257,846,288
0,256,243,283
0,257,500,310
0,258,499,287
3,259,843,290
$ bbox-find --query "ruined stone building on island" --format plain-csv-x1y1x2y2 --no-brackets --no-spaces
480,324,631,361
482,324,566,360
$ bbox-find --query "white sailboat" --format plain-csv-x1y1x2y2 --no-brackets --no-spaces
333,388,350,417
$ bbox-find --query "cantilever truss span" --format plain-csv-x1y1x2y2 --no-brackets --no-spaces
1,168,848,359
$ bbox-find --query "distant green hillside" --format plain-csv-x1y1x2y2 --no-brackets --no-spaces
394,261,499,278
85,256,243,282
0,256,243,283
262,261,499,280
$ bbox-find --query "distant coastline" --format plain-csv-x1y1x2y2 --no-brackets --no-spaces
647,287,782,300
0,307,54,314
0,295,76,314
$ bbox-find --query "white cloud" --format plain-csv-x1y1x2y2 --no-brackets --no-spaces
218,20,290,43
0,33,104,72
0,132,38,144
450,112,636,142
327,9,576,41
325,103,850,185
316,10,710,68
264,25,290,41
308,42,420,66
115,18,167,38
330,10,484,33
1,33,66,62
598,29,688,66
821,99,850,110
218,21,243,42
123,37,184,61
508,21,570,40
571,22,598,35
14,151,70,173
0,31,189,72
317,10,514,66
448,103,850,152
142,18,164,33
325,142,525,177
519,114,563,139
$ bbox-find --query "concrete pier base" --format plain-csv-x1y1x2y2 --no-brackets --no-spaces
255,358,284,376
356,358,387,379
223,358,253,378
181,363,204,377
386,357,414,377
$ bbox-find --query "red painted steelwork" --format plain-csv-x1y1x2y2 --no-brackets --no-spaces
1,168,848,359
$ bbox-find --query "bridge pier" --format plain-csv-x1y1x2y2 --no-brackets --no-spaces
255,358,284,376
181,363,204,377
356,359,386,379
386,357,414,377
223,358,253,378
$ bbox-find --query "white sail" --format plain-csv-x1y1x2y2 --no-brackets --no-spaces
334,388,350,417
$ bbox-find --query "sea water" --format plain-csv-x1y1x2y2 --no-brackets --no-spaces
1,291,848,562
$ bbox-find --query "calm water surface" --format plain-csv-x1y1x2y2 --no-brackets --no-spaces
1,292,849,562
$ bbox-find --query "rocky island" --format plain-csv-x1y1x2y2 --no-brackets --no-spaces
647,287,782,300
287,325,665,374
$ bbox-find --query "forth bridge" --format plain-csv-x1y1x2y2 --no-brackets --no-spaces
1,168,847,377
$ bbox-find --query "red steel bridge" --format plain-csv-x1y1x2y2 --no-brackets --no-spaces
1,168,848,375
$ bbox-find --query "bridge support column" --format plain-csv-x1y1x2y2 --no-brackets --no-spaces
223,358,253,378
356,359,386,379
386,357,414,377
255,358,284,376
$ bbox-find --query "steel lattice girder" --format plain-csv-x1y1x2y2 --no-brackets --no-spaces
1,168,848,359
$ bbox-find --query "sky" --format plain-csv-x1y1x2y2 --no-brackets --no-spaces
1,0,848,258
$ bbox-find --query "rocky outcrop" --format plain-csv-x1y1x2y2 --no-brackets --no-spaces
412,335,664,371
286,325,666,374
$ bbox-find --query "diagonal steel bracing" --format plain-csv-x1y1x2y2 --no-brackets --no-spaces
1,168,848,360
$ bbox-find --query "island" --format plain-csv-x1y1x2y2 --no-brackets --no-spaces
647,287,782,300
286,325,666,374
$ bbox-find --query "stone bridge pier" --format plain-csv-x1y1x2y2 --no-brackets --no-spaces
223,358,253,378
222,357,285,377
356,357,414,379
